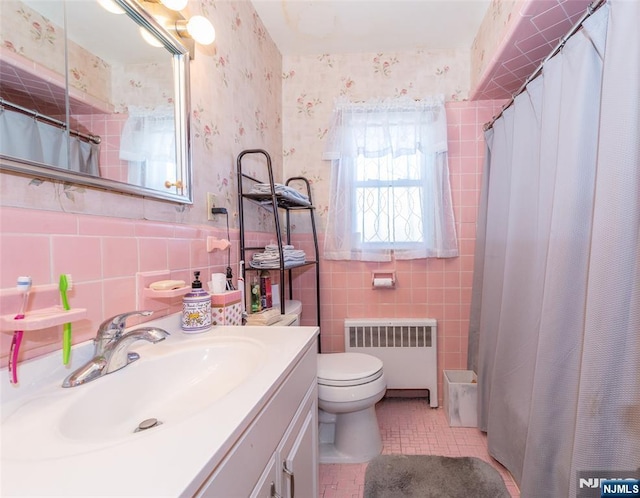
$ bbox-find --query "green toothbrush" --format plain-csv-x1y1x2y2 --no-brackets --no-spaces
59,274,72,365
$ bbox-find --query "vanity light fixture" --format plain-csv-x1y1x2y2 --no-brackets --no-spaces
175,15,215,46
140,0,215,57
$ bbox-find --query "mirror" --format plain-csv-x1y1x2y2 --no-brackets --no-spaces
0,0,192,204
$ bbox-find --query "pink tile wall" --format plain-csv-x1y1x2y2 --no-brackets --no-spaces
291,100,505,403
0,208,244,368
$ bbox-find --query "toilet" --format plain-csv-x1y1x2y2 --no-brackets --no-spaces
316,352,386,463
285,300,387,464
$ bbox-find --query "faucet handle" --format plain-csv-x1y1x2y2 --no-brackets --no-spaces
97,310,154,339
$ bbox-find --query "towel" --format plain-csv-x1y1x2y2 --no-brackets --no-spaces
250,244,306,269
246,308,282,326
249,183,311,206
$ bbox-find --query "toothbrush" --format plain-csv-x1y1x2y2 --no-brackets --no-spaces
59,274,72,365
8,276,32,384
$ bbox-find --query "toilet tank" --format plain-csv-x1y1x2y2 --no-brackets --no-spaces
285,300,302,326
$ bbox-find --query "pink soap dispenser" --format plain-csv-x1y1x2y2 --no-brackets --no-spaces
181,271,212,333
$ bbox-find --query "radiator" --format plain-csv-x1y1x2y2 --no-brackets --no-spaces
344,318,438,407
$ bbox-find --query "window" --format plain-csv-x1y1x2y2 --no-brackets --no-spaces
120,105,176,190
355,150,425,248
323,97,458,261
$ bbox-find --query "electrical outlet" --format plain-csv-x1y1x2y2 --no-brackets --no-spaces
207,192,217,221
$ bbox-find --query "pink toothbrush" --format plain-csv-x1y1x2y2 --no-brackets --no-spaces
8,276,32,384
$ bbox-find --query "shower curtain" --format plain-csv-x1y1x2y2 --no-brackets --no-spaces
469,1,640,497
0,107,99,175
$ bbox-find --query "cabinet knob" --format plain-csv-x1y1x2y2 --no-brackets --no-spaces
283,462,295,498
270,482,281,498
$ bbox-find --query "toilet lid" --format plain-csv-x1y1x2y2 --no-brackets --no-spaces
317,353,383,387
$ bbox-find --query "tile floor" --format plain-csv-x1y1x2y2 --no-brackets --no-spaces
318,397,520,498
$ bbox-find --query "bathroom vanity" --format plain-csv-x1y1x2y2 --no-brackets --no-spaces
0,314,319,497
197,343,318,497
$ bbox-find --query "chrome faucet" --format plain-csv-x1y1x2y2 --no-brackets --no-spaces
62,311,170,388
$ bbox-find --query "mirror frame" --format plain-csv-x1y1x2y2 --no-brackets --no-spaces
0,0,193,204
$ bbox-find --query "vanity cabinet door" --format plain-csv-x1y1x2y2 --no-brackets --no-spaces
279,385,318,498
251,383,318,498
193,345,317,498
249,416,317,498
281,408,317,498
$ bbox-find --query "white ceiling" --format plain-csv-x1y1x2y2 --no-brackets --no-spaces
250,0,492,56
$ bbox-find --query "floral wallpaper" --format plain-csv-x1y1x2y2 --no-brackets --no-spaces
186,0,283,231
110,61,174,113
281,48,470,232
470,0,521,89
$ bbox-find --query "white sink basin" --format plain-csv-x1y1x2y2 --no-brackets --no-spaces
60,337,265,442
2,333,265,460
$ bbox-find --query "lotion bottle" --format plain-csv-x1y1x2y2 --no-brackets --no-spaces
250,274,262,313
182,271,212,333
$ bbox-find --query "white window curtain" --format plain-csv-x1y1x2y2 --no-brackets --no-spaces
120,105,176,190
0,107,99,175
322,96,458,261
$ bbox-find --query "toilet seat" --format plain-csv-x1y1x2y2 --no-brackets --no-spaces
317,353,383,387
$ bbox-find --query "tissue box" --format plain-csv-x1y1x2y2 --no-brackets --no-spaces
210,290,242,326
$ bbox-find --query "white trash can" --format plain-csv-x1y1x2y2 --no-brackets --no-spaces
443,370,478,427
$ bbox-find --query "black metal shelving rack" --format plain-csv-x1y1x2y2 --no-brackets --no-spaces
236,149,321,336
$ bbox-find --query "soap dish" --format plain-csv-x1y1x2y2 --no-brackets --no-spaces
149,279,186,291
144,282,190,298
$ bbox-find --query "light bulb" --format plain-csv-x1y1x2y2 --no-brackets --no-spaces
160,0,188,11
186,15,215,45
139,26,164,47
97,0,125,14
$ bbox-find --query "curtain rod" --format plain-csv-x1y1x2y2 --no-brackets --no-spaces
0,98,102,144
483,0,607,131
